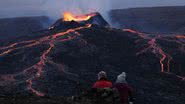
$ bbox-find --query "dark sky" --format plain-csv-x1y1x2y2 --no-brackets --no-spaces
0,0,185,18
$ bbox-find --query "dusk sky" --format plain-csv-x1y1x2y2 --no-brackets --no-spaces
0,0,185,18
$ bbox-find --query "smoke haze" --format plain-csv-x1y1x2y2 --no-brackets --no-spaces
42,0,111,19
0,0,185,19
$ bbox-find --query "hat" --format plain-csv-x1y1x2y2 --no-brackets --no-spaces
98,71,107,80
116,72,127,83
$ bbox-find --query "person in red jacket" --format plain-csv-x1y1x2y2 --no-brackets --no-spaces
113,72,134,104
92,71,113,88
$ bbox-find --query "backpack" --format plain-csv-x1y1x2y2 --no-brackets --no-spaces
92,88,121,104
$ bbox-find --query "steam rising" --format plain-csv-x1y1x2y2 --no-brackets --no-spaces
42,0,111,19
1,0,185,19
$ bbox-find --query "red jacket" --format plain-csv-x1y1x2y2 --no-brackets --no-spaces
92,79,113,88
114,83,134,104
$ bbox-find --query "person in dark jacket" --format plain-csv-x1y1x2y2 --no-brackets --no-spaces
92,71,113,88
113,72,134,104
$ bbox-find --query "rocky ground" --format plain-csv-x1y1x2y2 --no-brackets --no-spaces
0,96,72,104
0,6,185,104
0,22,184,103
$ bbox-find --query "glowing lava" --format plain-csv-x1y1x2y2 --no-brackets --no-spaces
63,12,96,22
0,24,92,96
123,29,172,73
176,35,185,39
0,18,184,96
123,29,185,80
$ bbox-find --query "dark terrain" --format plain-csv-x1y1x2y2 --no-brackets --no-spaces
0,16,51,43
0,6,185,104
110,6,185,34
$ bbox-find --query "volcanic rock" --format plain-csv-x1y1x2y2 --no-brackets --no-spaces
0,13,185,104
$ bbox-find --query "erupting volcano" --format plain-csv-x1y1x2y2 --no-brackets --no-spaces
48,12,109,30
0,11,185,104
63,12,96,22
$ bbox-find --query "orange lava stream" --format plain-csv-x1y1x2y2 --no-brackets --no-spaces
159,48,167,72
52,24,92,38
176,35,185,39
123,29,149,39
123,29,171,73
0,24,92,96
0,40,36,50
0,24,91,57
123,29,185,80
27,79,45,96
161,35,185,53
26,43,54,96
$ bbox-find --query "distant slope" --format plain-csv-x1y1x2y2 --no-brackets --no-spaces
110,6,185,34
0,16,51,42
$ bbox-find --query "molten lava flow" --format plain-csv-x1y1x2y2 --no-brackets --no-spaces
63,12,96,22
123,29,148,39
123,29,172,73
27,79,45,97
176,35,185,39
0,24,92,96
52,24,92,38
24,42,55,96
159,48,167,72
161,35,185,53
123,28,185,80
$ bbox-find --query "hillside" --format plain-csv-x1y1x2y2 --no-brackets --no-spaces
110,6,185,34
0,16,51,42
0,15,185,104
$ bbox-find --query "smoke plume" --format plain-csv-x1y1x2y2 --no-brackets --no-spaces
1,0,185,20
42,0,111,20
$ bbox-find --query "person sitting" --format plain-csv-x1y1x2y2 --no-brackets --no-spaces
92,71,113,88
113,72,134,104
91,71,113,103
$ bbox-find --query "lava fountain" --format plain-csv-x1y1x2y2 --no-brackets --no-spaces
63,12,96,22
